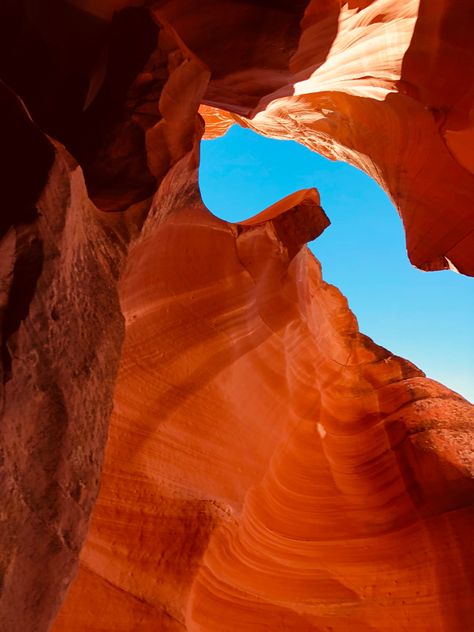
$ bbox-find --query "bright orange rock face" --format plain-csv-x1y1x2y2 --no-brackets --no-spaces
53,168,474,630
1,2,473,632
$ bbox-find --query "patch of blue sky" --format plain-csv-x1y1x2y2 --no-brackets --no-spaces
199,125,474,402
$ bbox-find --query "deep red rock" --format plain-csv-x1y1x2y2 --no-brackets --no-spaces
0,90,126,630
0,2,473,632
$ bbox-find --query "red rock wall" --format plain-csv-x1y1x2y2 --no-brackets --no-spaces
53,154,474,629
0,83,128,631
0,2,473,631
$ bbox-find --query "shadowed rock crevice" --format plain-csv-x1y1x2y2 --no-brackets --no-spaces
0,81,55,238
0,3,163,212
0,229,44,382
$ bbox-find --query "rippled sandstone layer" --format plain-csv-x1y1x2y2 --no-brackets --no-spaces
54,163,474,631
0,2,473,631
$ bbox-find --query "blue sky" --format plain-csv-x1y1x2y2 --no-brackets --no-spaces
199,126,474,402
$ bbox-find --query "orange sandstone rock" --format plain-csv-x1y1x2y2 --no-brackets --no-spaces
197,0,474,275
0,2,473,632
53,147,474,630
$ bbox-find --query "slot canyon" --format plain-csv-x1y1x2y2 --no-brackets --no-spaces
0,1,473,630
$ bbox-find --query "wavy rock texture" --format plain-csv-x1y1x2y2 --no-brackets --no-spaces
0,2,473,632
53,158,474,631
198,0,474,275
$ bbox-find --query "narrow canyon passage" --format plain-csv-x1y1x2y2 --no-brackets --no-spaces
1,2,473,631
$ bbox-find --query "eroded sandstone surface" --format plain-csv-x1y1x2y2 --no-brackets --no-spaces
0,2,473,631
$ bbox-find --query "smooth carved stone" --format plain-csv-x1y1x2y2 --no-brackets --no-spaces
53,153,474,629
0,2,473,631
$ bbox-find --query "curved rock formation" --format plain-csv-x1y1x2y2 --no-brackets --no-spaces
198,0,474,275
0,2,473,631
53,157,474,630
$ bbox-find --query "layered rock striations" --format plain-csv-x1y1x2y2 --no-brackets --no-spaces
53,170,474,630
0,2,473,631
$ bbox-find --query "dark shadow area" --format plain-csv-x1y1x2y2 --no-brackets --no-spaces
0,1,339,209
156,0,340,115
0,0,107,144
0,82,51,381
400,0,474,113
0,81,54,238
0,2,160,211
1,231,44,382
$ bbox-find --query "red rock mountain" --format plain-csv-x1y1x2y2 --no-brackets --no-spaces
0,2,473,631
